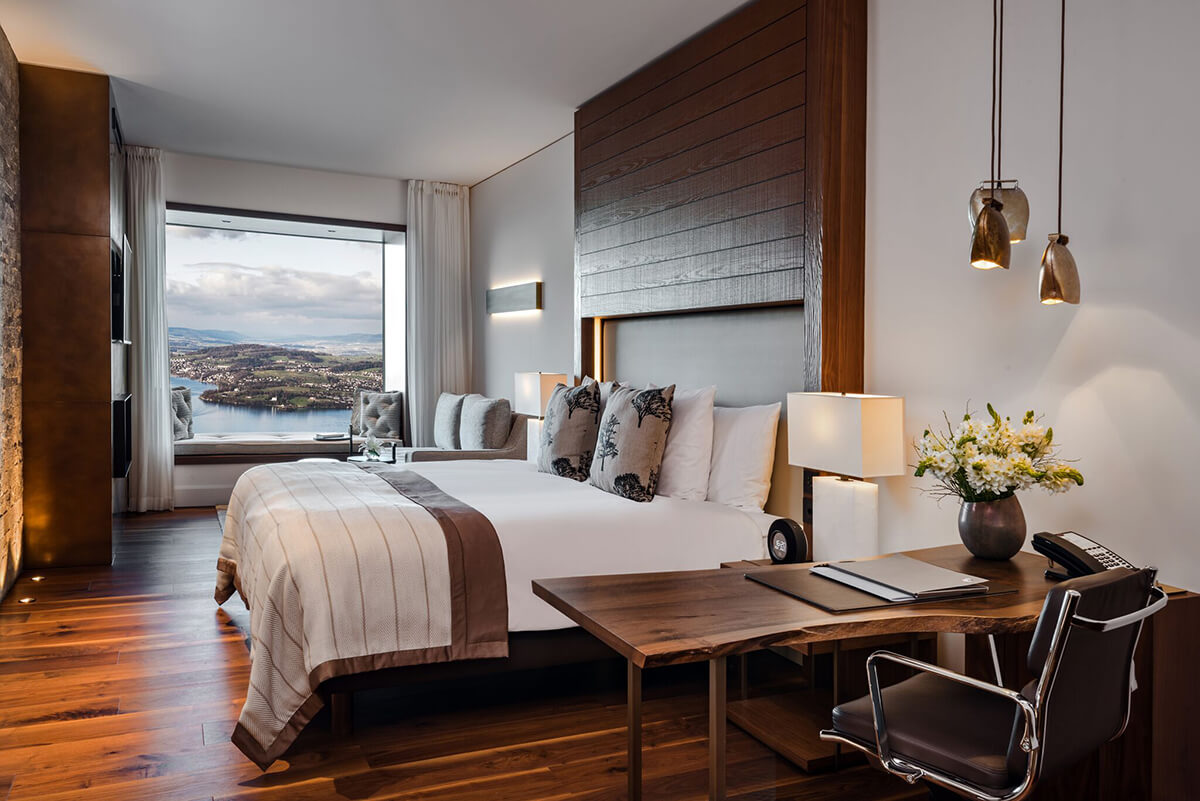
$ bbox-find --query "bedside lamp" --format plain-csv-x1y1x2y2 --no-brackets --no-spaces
514,372,568,461
786,393,905,560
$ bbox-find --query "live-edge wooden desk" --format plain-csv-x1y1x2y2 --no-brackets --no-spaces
533,545,1126,801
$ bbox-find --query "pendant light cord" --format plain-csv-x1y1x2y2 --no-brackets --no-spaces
989,0,998,199
1057,0,1066,233
997,0,1004,185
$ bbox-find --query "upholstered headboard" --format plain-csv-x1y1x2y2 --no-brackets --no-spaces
601,307,805,522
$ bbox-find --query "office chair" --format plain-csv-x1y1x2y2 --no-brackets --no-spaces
819,567,1167,801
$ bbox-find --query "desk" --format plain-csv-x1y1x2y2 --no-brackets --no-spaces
532,546,1066,801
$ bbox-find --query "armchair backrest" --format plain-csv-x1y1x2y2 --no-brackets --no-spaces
1020,567,1158,778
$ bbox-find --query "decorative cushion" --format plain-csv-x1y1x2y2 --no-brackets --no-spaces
170,386,194,441
582,376,623,415
656,385,716,501
433,392,466,449
537,382,602,481
707,403,781,511
589,385,675,502
459,394,512,450
360,391,404,439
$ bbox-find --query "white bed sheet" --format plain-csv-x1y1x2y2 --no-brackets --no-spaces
395,459,770,631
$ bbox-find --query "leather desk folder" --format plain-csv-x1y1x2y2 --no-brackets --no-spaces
746,564,1015,613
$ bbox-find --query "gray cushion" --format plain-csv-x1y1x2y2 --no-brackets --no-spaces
589,385,675,502
170,386,194,441
582,376,622,416
459,394,511,450
434,393,466,449
537,382,602,481
360,391,404,439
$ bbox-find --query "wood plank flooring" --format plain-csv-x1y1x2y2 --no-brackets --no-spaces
0,508,922,800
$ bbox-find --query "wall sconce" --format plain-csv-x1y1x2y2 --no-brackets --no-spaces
486,281,543,314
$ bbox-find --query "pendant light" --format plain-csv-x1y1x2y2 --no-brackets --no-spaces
968,0,1029,244
1040,0,1081,304
970,0,1011,270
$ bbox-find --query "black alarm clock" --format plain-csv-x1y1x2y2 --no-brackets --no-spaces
768,518,807,564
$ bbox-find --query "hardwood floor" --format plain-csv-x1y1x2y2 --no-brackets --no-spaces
0,508,921,800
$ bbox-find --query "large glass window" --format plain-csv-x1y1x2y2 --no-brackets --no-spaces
165,208,404,434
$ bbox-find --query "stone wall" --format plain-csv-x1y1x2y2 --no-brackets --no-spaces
0,25,22,600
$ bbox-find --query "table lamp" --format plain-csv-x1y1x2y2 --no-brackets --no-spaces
514,372,569,461
786,392,906,560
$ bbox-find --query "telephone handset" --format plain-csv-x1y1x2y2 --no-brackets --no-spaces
1032,531,1135,580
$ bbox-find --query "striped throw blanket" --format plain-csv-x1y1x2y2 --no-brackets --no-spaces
215,461,508,767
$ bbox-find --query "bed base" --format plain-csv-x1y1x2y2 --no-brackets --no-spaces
319,627,617,736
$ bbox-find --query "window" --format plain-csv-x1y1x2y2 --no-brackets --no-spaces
165,206,405,434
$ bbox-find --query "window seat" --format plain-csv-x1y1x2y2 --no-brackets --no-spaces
174,433,399,464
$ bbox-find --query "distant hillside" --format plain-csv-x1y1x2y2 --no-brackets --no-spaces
169,327,382,355
169,343,382,410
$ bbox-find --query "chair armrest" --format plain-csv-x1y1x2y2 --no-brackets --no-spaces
865,651,1040,781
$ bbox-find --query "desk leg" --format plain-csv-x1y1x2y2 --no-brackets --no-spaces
709,656,727,801
628,659,642,801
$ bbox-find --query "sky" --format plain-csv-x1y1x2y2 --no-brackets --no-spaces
165,225,384,341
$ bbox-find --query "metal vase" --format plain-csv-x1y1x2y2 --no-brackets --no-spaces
957,495,1026,560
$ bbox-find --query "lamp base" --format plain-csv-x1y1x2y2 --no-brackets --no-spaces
526,418,543,462
812,476,879,561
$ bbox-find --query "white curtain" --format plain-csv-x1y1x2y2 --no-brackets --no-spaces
406,180,471,446
126,146,173,511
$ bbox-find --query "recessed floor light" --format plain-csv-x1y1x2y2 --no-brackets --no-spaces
18,597,36,604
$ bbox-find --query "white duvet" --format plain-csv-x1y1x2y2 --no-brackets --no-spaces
391,458,770,630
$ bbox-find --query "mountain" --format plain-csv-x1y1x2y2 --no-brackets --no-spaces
169,327,383,355
169,327,246,351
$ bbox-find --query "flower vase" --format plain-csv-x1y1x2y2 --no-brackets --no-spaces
957,495,1026,560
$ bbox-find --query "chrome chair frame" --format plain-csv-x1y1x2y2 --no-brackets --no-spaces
820,582,1167,801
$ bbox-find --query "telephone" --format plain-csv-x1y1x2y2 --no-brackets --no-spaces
1032,531,1134,580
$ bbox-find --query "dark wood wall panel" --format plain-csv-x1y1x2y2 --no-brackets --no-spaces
576,0,803,129
579,172,803,255
579,41,806,170
578,9,806,147
580,76,805,193
575,0,807,319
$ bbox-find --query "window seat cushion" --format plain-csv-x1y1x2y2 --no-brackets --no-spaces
174,433,400,457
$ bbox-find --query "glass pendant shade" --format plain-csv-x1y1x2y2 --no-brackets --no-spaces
1039,233,1080,304
969,180,1029,242
970,198,1012,270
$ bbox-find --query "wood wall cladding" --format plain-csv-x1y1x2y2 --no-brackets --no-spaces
575,0,807,319
20,65,114,568
0,24,21,601
573,0,866,400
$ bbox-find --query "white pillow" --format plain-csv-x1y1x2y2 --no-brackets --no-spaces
706,403,781,511
656,385,716,501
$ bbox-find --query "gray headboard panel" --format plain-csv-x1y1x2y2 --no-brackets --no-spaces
602,306,805,522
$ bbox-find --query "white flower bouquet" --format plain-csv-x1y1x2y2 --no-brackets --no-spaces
914,404,1084,503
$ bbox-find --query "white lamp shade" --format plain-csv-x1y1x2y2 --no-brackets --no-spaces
786,392,906,478
514,372,569,417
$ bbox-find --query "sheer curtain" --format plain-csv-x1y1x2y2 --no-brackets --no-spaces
406,180,471,446
126,146,173,511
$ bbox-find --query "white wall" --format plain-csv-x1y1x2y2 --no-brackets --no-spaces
867,0,1200,590
470,135,576,400
162,151,407,224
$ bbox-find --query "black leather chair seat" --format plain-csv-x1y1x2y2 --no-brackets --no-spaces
831,672,1027,790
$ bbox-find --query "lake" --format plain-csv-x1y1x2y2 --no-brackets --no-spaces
171,376,352,434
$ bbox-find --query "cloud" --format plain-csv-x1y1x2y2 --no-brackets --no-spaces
167,262,382,324
166,225,247,241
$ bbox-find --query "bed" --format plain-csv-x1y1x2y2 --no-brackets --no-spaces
216,457,771,767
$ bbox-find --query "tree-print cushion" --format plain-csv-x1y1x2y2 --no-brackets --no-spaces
588,385,675,502
536,382,602,481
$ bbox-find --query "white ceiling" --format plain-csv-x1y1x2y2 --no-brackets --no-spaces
0,0,748,185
